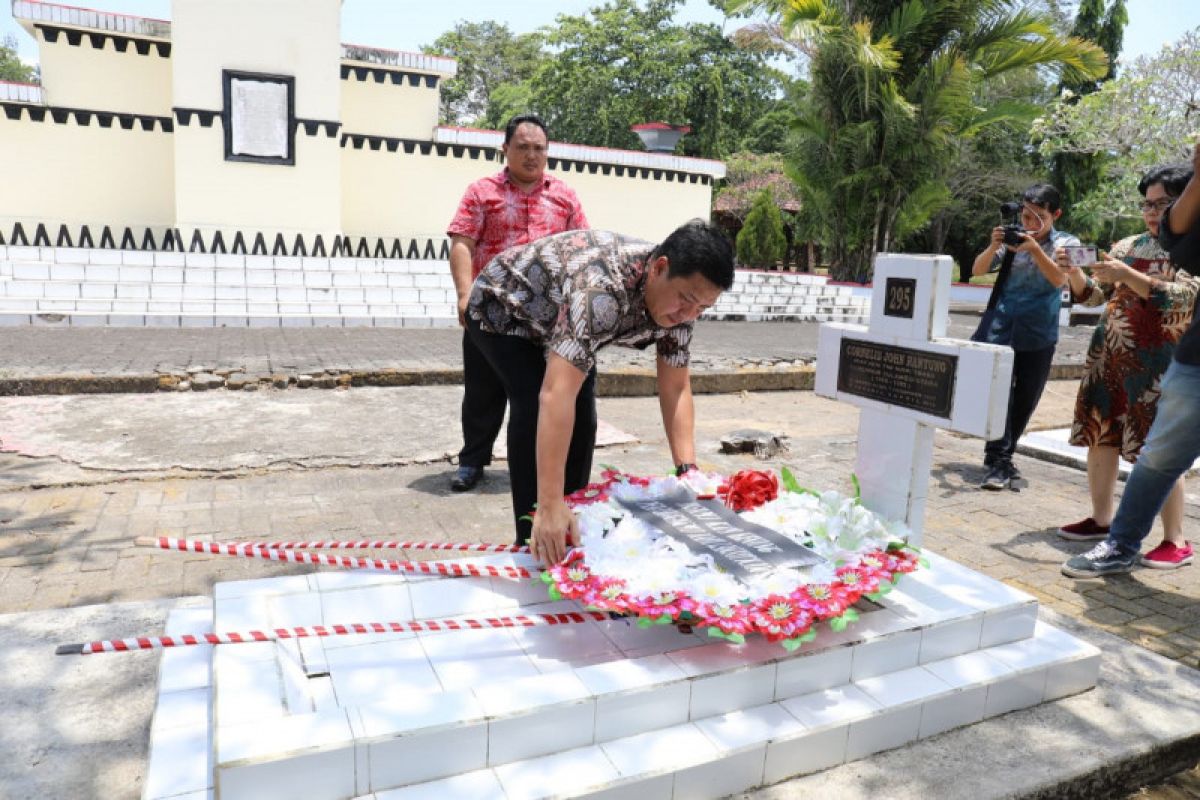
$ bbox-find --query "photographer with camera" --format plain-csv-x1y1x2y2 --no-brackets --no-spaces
971,184,1080,491
1054,164,1196,569
1063,137,1200,577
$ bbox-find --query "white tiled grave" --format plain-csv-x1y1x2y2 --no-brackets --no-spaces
142,550,1100,800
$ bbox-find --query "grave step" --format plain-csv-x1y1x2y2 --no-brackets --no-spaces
350,620,1099,800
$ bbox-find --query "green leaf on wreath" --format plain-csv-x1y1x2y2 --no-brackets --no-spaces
708,628,727,640
547,586,562,602
780,466,819,497
539,570,553,584
655,615,673,625
727,633,745,644
637,617,654,629
850,473,862,504
781,637,802,652
842,608,860,623
798,630,817,643
830,616,848,632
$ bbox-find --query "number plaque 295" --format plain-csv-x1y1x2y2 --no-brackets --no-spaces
883,277,916,319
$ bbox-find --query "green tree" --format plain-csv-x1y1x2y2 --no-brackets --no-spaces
422,21,545,128
1033,28,1200,244
1050,0,1128,238
0,35,36,83
730,0,1107,282
529,0,783,158
737,189,788,268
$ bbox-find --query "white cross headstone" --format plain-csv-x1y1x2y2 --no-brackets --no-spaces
814,254,1014,545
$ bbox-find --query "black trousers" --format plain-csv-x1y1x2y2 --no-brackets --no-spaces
465,317,597,544
457,330,507,467
985,344,1056,464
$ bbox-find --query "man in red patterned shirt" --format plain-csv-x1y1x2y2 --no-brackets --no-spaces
445,115,589,492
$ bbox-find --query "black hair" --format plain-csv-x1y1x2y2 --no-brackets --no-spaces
1022,183,1062,212
503,114,548,145
652,219,735,290
1138,163,1194,197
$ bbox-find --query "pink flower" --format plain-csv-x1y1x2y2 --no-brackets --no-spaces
581,578,629,612
791,583,852,619
698,601,753,636
630,590,686,621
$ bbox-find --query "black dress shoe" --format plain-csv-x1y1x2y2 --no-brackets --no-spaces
451,465,483,492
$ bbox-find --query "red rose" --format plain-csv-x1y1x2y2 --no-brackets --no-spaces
719,470,779,512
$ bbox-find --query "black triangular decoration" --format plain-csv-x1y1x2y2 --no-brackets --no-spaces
41,27,61,43
78,226,95,248
373,239,387,258
112,36,130,53
372,69,386,83
389,239,404,259
198,111,215,128
33,224,51,247
272,234,288,256
65,30,82,46
468,147,480,160
99,226,116,248
653,170,663,180
162,119,174,133
439,240,450,259
339,65,351,79
355,238,370,258
403,141,416,154
139,117,155,132
292,234,307,257
87,33,104,49
29,107,46,122
120,227,137,249
426,76,438,89
405,74,418,87
385,139,399,153
159,229,175,251
418,143,432,156
422,240,437,259
75,110,94,126
331,237,345,257
134,39,150,55
312,235,327,258
141,229,158,250
210,230,227,254
614,167,625,178
0,228,5,246
587,164,598,174
97,113,114,128
368,137,382,151
231,231,247,255
249,232,267,255
56,225,74,248
118,114,135,130
406,240,420,259
11,223,28,246
189,229,206,253
155,42,171,58
51,108,69,124
3,106,21,121
353,66,368,81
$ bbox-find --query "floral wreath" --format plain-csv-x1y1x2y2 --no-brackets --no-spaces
541,467,924,651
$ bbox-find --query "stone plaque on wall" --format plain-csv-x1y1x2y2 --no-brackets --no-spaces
222,70,295,165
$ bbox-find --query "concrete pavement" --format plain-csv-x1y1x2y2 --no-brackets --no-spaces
0,315,1097,395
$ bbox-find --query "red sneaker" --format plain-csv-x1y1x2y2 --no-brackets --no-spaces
1058,517,1111,541
1140,541,1194,570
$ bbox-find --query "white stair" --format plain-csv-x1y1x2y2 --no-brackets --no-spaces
140,550,1099,800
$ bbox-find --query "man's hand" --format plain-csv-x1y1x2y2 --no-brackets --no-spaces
457,292,469,327
988,226,1006,249
1090,252,1132,285
530,497,577,566
1013,231,1041,254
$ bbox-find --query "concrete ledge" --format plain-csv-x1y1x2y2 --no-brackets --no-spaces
0,374,160,395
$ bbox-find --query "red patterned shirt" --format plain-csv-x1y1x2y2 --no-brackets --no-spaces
446,169,589,277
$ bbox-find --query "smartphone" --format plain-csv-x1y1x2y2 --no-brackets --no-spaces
1063,245,1097,268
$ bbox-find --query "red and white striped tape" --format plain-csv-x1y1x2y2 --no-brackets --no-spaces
56,611,610,655
137,537,532,580
237,540,528,553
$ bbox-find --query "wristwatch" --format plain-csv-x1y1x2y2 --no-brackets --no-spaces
674,462,697,477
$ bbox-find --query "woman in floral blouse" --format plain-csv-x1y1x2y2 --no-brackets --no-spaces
1057,163,1197,569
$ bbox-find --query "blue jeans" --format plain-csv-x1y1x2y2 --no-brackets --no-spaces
1108,361,1200,556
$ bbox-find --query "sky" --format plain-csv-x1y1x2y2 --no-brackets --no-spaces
3,0,1198,72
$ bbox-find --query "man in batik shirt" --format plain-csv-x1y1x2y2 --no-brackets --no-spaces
465,220,735,563
446,114,589,492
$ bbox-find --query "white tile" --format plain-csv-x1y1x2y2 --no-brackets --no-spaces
850,630,920,680
694,703,804,753
356,686,485,739
689,663,776,720
143,719,211,800
213,647,285,725
763,724,846,783
575,654,685,695
512,619,621,673
845,704,922,760
600,722,717,777
213,596,270,633
855,666,950,708
665,638,779,678
780,685,881,731
495,745,621,800
153,687,211,731
366,717,489,789
217,745,356,800
979,604,1038,648
594,680,691,742
409,577,516,619
320,584,413,627
576,774,673,800
158,645,213,693
919,685,987,738
673,747,766,800
1044,653,1101,701
267,592,325,628
774,645,853,700
983,668,1048,717
489,699,596,765
214,574,313,601
328,640,441,706
594,616,706,657
474,670,592,717
422,628,539,691
923,650,1014,689
217,707,354,764
918,615,984,663
371,769,506,800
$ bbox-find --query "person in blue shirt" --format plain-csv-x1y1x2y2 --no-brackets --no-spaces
971,184,1080,491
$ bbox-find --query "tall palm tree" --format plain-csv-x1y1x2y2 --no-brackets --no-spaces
729,0,1108,281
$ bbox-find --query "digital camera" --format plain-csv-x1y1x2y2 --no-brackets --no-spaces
999,201,1025,247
